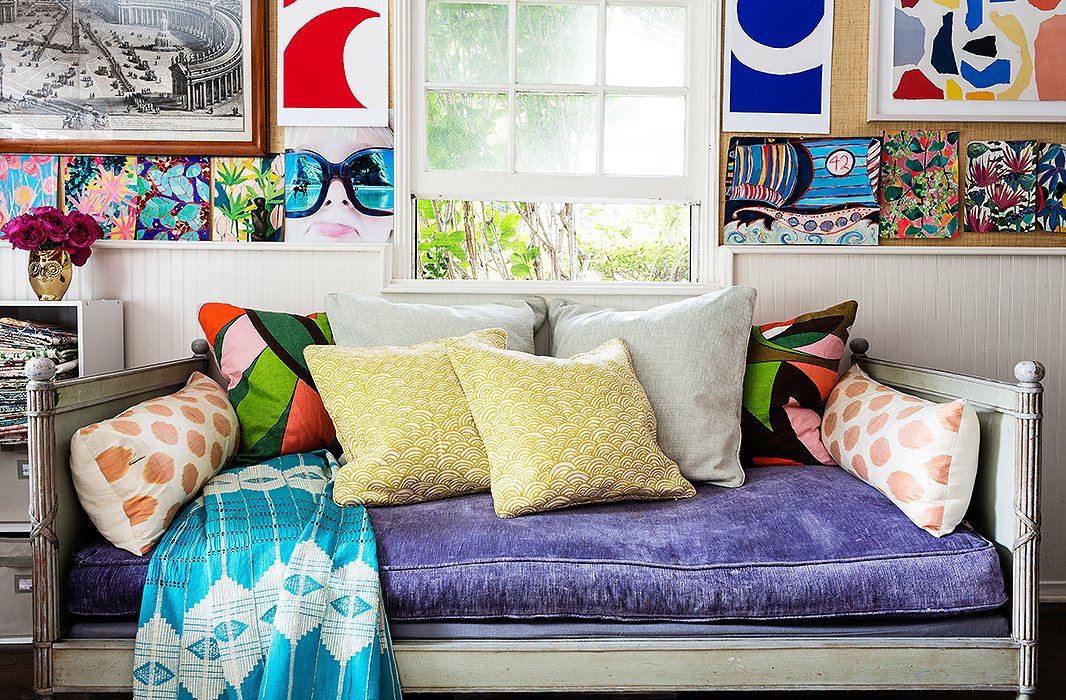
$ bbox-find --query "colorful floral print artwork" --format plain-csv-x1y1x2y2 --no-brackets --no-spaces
1037,144,1066,233
880,130,959,239
136,156,212,240
965,140,1037,233
0,155,58,227
212,156,285,242
62,156,138,240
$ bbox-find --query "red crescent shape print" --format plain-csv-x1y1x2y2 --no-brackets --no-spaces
283,6,381,109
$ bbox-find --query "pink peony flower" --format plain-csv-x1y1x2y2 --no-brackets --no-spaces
0,206,102,267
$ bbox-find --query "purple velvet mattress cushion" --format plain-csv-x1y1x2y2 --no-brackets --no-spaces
69,464,1007,622
367,465,1007,622
68,537,152,617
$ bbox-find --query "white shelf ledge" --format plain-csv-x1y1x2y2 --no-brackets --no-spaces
92,240,389,253
724,245,1066,256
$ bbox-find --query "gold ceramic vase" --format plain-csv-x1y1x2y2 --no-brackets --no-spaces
28,248,72,302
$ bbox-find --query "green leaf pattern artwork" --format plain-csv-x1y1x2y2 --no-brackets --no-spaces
965,140,1037,233
880,130,959,239
212,156,285,242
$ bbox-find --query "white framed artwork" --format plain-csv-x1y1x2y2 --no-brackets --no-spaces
868,0,1066,121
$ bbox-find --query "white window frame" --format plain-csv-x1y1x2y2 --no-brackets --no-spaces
389,0,723,291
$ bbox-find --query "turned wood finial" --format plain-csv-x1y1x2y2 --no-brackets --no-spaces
849,337,870,356
24,358,57,383
191,339,211,356
1014,360,1045,385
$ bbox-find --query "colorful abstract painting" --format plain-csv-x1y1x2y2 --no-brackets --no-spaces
212,156,285,242
965,140,1037,233
0,155,58,227
723,0,834,134
724,137,881,245
1037,144,1066,232
62,156,138,240
278,0,389,127
889,0,1066,103
136,156,212,241
880,130,959,238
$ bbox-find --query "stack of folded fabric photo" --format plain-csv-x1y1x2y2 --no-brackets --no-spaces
0,318,78,445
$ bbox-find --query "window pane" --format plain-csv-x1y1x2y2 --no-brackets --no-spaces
427,2,509,83
516,94,597,174
416,200,690,282
517,4,598,85
605,6,686,87
603,95,685,176
427,92,509,171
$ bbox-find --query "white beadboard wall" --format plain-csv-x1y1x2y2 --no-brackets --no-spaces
0,245,1063,594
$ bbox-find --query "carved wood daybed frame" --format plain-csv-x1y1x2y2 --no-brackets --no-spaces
23,338,1044,697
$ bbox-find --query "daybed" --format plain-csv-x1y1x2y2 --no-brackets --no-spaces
23,338,1043,697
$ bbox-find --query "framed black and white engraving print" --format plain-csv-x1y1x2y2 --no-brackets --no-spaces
0,0,266,155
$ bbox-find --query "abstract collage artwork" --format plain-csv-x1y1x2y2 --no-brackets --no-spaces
724,137,881,245
136,157,213,241
880,130,960,239
62,157,139,240
1037,144,1066,232
212,157,286,242
965,140,1037,233
278,0,390,127
0,156,58,227
723,0,834,134
871,0,1066,119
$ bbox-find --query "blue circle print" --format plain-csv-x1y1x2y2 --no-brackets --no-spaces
736,0,824,49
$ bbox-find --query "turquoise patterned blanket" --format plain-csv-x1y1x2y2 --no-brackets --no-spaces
134,452,401,699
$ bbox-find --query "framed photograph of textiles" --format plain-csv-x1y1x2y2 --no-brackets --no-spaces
0,0,267,154
868,0,1066,121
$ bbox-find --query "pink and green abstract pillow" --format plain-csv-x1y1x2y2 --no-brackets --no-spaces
198,303,338,465
741,301,858,467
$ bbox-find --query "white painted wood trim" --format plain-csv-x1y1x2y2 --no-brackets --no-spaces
381,279,722,296
725,245,1066,256
93,240,390,253
1041,581,1066,602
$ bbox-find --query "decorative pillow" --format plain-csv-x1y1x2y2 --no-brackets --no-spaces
448,337,696,518
549,287,757,486
820,366,980,537
198,303,337,464
69,373,239,555
325,293,547,354
305,329,505,506
741,300,858,467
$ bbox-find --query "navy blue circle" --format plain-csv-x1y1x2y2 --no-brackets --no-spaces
736,0,824,49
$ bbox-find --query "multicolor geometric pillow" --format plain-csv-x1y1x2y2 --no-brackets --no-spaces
741,300,858,467
69,372,239,554
198,303,338,464
821,366,980,537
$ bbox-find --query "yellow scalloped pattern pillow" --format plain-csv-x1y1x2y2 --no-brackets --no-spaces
447,337,695,518
305,329,506,506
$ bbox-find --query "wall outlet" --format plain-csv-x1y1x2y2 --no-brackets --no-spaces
14,574,31,594
17,460,29,480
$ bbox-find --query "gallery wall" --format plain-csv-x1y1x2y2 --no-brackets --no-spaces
719,0,1066,247
1,0,1064,594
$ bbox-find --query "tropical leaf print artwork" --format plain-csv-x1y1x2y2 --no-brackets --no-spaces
880,130,959,239
1037,144,1066,233
965,140,1037,233
0,155,58,227
62,156,138,240
136,156,213,241
212,156,285,242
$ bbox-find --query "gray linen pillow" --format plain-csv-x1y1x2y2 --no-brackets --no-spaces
325,293,547,354
549,287,757,485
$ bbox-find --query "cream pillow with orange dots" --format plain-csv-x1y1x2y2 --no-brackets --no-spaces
70,372,240,554
820,366,980,537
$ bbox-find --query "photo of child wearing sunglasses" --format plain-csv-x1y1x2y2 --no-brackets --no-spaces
284,126,396,244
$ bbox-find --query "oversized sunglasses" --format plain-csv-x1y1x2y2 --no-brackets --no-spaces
284,148,395,218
